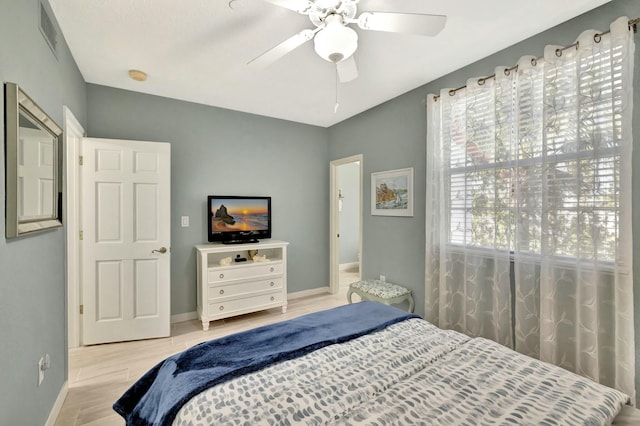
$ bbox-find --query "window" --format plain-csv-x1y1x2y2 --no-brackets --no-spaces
426,17,635,398
445,44,624,262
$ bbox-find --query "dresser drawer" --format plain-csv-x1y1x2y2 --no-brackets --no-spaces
208,262,283,284
208,278,283,300
208,292,283,316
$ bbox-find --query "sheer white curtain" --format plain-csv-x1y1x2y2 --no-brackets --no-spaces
425,16,635,397
425,67,514,348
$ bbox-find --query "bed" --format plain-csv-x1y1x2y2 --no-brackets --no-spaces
114,302,638,425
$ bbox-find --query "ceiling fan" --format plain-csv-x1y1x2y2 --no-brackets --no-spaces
248,0,447,82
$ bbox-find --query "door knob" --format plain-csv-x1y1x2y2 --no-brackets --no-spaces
152,247,168,254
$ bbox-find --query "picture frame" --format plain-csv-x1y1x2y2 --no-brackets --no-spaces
371,167,413,217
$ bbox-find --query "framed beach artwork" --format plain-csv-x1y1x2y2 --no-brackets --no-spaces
371,167,413,217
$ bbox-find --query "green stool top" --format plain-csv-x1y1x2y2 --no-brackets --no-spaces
349,279,411,299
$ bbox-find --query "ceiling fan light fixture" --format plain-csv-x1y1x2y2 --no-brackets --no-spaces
313,15,358,63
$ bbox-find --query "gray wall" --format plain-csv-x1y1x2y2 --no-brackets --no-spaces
328,0,640,404
329,86,428,310
0,0,87,424
86,85,330,315
338,162,360,264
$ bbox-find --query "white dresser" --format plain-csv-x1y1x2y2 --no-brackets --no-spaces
195,240,289,330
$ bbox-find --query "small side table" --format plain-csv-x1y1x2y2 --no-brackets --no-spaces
347,279,415,313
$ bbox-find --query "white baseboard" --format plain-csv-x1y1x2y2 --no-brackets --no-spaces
46,381,68,426
171,311,198,323
287,287,330,299
339,262,359,271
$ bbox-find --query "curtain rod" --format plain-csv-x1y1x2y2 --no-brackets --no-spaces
431,17,639,102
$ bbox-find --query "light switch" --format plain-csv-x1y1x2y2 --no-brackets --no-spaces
181,216,189,227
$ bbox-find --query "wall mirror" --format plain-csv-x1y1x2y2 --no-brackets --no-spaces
4,82,62,238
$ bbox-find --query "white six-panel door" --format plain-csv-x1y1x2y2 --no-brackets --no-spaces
18,128,55,220
81,138,171,345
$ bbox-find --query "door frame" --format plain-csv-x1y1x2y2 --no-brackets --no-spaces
63,106,84,348
329,154,363,294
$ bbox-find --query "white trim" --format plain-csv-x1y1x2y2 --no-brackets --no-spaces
329,155,363,295
287,287,330,299
339,262,359,271
45,381,68,426
171,311,198,323
63,106,85,349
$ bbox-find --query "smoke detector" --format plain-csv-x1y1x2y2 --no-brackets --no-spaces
128,69,147,82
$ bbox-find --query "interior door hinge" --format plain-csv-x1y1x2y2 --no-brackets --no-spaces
79,155,83,166
79,230,83,240
79,304,84,315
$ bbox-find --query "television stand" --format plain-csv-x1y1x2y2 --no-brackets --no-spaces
222,239,258,245
195,240,289,330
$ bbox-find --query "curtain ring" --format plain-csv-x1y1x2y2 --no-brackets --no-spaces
531,58,537,66
449,89,456,96
478,78,485,86
504,69,510,76
555,48,562,57
594,33,602,43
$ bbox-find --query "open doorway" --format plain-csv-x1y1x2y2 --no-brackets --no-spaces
330,155,363,294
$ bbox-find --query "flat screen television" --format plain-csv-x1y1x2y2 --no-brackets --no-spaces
207,196,271,244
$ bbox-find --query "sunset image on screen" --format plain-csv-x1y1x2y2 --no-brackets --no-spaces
211,199,269,232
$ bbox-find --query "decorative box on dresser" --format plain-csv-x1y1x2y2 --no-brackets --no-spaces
195,240,289,330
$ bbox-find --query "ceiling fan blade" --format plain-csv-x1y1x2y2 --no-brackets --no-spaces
357,12,446,36
248,29,316,68
261,0,313,13
337,55,358,83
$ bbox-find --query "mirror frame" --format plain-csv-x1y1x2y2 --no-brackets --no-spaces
4,82,63,238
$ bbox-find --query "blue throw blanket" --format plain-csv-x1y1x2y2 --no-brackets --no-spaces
113,301,418,425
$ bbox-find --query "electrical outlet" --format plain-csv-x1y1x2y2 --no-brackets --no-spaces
380,275,385,282
37,354,50,386
38,357,45,386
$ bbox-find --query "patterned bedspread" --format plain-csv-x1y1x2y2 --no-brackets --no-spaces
174,319,629,425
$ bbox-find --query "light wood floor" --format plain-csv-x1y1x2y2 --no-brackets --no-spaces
56,271,360,426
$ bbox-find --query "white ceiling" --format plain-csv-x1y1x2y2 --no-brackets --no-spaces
49,0,611,127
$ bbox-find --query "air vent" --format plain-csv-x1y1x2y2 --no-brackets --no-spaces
39,1,58,58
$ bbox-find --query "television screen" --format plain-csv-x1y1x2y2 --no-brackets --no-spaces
208,196,271,244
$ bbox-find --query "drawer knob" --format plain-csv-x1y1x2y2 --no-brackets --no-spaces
219,306,224,311
270,267,275,272
270,281,275,287
219,273,224,279
270,296,275,301
219,289,224,295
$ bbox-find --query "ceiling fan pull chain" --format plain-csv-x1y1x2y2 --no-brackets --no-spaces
334,64,340,113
